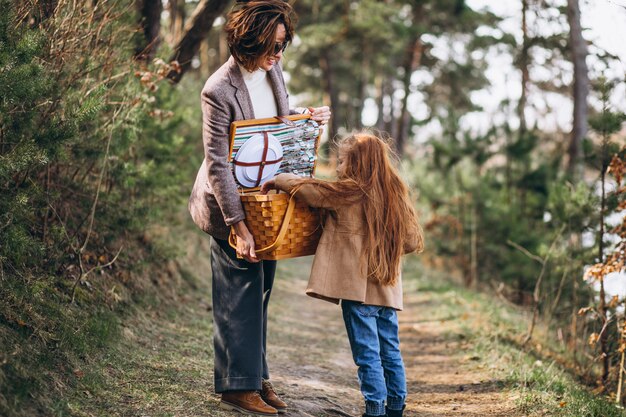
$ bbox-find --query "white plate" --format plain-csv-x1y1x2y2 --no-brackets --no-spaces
234,133,283,188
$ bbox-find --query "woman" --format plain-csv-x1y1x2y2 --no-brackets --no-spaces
188,1,330,416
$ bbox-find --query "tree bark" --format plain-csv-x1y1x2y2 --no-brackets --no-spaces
319,50,340,158
30,0,58,26
135,0,163,61
597,130,612,387
518,0,530,135
167,0,232,83
375,75,385,131
395,36,421,156
169,0,186,46
200,37,210,80
566,0,588,182
355,41,369,130
219,27,229,66
599,163,609,386
469,203,478,288
395,5,423,157
40,0,58,20
382,76,394,135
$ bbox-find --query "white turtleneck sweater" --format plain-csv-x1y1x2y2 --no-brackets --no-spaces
238,65,278,119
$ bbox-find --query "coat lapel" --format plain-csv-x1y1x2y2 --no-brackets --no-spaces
227,56,255,120
268,64,289,116
228,56,289,119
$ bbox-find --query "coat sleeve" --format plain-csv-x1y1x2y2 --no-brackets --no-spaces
202,89,245,226
274,173,337,209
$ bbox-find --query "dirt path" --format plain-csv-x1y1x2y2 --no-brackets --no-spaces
72,253,518,417
268,257,517,417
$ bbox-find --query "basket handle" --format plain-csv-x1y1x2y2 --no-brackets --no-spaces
228,191,298,256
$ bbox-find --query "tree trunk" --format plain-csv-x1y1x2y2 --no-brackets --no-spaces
200,37,210,80
383,76,394,136
169,0,186,46
375,75,385,131
395,36,421,156
469,203,478,288
40,0,58,20
355,42,369,130
219,27,229,67
565,226,582,355
319,50,340,159
566,0,588,182
167,0,232,83
30,0,58,26
518,0,530,135
135,0,163,61
566,1,588,358
395,5,423,157
598,136,610,386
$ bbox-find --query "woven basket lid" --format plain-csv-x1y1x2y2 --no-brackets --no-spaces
234,132,284,188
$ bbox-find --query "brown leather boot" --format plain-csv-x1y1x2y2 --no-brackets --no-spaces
220,390,278,416
261,380,288,413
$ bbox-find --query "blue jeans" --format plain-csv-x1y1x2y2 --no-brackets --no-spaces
341,300,407,416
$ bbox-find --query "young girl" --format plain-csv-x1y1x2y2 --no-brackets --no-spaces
261,131,424,417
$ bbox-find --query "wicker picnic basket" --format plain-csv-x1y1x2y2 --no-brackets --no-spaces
227,115,323,261
229,190,323,260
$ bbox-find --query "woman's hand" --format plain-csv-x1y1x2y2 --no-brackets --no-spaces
307,106,331,125
260,178,277,195
232,220,259,263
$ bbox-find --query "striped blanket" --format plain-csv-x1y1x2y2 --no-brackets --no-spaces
229,118,320,188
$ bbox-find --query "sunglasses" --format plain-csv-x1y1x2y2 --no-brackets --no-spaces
272,41,288,55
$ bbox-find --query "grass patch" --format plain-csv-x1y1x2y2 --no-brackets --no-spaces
5,234,623,416
0,223,209,417
63,269,234,417
402,257,626,416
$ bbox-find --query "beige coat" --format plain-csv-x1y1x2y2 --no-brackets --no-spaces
274,174,421,310
188,56,293,239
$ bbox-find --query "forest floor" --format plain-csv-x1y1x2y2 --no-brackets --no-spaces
65,237,622,417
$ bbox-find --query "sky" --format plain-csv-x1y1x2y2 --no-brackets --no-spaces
581,0,626,64
468,0,626,64
361,0,626,140
464,0,625,133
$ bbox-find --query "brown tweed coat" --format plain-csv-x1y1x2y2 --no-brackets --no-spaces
274,173,422,310
188,56,293,239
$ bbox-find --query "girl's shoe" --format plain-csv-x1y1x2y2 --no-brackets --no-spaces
386,405,406,417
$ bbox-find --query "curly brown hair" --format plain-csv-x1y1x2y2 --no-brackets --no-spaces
225,1,296,72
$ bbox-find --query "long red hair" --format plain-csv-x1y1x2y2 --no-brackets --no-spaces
304,132,424,286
